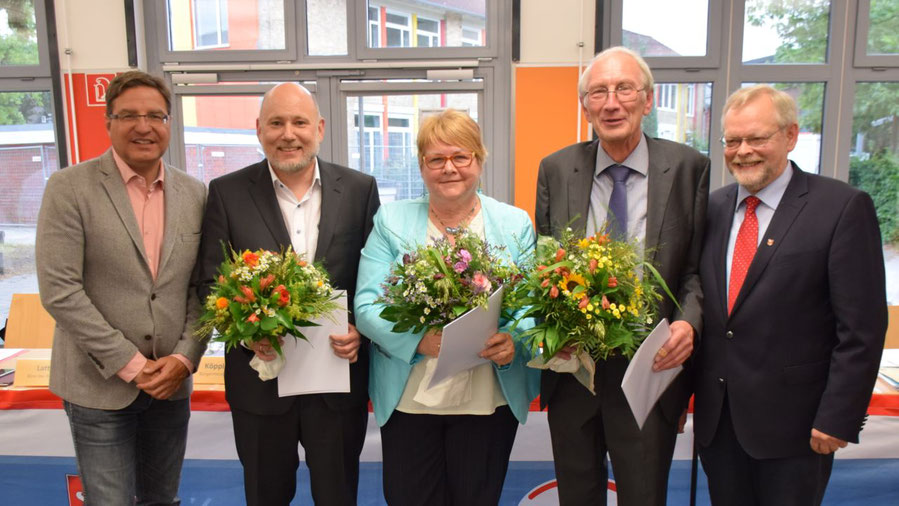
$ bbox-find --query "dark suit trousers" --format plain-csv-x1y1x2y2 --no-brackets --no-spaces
230,394,368,506
379,406,519,506
546,356,677,506
698,398,833,506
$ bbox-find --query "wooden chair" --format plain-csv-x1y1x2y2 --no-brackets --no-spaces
4,293,55,348
886,306,899,349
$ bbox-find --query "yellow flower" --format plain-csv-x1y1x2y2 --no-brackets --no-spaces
558,272,588,293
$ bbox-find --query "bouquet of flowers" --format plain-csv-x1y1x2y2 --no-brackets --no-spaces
513,229,678,391
195,246,341,379
376,229,524,334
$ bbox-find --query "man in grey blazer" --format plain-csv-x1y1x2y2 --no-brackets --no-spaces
196,83,379,506
35,71,207,505
535,47,709,505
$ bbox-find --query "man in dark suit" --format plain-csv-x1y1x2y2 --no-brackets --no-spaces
694,84,887,505
535,46,709,505
197,83,379,506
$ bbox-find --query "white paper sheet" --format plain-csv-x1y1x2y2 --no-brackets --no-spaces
277,292,351,397
428,286,504,389
621,318,683,429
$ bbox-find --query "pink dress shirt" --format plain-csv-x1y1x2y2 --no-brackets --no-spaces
111,150,192,382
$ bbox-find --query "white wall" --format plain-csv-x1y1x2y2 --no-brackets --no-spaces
519,0,595,65
54,0,130,72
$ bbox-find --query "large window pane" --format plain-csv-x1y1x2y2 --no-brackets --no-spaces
179,95,264,184
743,0,831,64
849,82,899,304
0,0,39,66
346,92,479,202
166,0,286,51
366,1,486,49
0,91,56,323
307,0,348,55
645,82,712,155
867,0,899,55
740,82,824,173
623,0,708,57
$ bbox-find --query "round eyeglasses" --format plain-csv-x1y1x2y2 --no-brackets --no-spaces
423,152,474,170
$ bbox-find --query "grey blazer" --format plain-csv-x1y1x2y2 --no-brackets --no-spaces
535,135,710,420
36,149,207,410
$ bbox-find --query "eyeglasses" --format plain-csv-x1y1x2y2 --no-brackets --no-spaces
107,113,170,125
423,152,474,170
721,128,784,150
584,84,646,103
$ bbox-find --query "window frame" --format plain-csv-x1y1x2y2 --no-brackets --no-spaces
853,0,899,67
149,0,297,63
355,0,498,59
607,0,724,69
1,0,53,78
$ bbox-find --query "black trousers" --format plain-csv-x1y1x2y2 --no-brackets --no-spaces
546,357,678,506
230,395,368,506
379,406,519,506
698,398,834,506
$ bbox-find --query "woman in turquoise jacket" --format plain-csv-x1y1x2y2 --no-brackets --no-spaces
354,109,539,505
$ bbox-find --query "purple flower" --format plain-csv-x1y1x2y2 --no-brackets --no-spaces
403,253,412,265
434,273,445,280
453,261,468,273
471,272,492,294
457,249,472,263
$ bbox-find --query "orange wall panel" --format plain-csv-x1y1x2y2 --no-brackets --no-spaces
513,66,590,221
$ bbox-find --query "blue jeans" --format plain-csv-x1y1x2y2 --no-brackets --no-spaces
64,392,190,506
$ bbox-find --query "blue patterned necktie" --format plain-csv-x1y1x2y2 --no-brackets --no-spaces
606,164,631,239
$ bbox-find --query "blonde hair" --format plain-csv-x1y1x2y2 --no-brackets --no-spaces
577,46,655,99
722,84,798,129
416,109,487,166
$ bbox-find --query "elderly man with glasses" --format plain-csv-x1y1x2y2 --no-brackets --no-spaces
535,46,710,506
694,84,886,505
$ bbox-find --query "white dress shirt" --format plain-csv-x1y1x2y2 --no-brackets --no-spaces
269,159,322,260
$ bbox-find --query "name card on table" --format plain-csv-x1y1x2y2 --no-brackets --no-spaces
194,356,225,384
12,358,51,387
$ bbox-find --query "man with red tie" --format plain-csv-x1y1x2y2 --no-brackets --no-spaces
694,84,887,505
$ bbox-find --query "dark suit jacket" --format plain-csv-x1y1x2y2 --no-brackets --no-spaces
694,164,887,459
197,158,380,415
535,135,710,421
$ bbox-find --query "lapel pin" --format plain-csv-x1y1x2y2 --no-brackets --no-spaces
766,239,774,246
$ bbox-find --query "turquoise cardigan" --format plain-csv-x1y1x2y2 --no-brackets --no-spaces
354,194,540,427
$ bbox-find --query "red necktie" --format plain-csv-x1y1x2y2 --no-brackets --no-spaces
728,196,761,315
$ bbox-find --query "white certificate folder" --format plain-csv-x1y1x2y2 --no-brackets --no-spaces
621,318,683,430
428,286,504,389
277,292,351,397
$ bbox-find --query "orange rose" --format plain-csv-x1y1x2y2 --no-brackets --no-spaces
555,248,566,262
215,297,228,309
602,295,611,309
589,258,598,273
246,313,259,323
549,286,559,299
242,251,259,267
578,297,589,309
607,276,618,288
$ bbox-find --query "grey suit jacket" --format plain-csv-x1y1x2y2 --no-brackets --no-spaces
36,149,207,410
535,135,710,420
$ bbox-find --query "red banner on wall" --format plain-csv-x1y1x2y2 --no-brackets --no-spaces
63,72,120,164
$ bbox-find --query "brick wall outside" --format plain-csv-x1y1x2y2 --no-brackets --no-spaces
0,145,58,225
